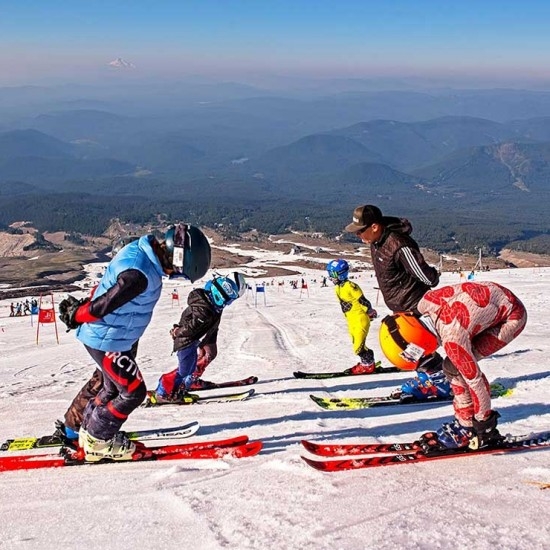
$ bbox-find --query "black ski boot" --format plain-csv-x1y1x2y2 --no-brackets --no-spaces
470,411,504,449
53,420,79,450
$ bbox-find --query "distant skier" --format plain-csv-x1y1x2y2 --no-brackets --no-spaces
379,281,527,450
149,273,245,403
57,224,211,462
326,259,378,373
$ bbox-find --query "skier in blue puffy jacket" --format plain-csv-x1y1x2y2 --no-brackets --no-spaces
57,224,211,462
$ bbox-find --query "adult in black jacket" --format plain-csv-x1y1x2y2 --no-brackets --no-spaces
345,204,443,375
345,205,439,314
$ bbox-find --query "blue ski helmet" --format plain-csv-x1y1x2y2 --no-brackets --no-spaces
205,276,241,308
327,259,349,282
164,224,211,282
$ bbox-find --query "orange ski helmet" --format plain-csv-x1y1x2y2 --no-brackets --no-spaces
379,313,439,371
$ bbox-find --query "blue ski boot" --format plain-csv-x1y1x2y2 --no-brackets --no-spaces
419,419,474,452
400,371,452,401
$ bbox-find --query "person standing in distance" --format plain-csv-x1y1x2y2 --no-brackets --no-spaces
344,205,449,399
57,224,211,462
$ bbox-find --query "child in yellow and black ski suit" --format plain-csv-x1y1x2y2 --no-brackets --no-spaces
327,259,378,373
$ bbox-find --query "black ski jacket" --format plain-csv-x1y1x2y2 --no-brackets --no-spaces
371,217,439,313
171,289,221,352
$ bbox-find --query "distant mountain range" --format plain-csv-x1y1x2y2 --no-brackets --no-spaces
3,113,550,180
1,86,550,254
0,129,136,183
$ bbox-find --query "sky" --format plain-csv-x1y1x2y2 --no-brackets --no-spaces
2,1,550,87
0,245,549,549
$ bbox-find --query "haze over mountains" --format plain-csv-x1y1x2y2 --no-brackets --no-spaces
0,81,549,255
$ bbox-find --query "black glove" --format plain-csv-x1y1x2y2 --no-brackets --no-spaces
59,296,89,331
169,324,179,339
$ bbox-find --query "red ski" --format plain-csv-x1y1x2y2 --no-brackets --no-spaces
0,435,262,473
293,362,396,379
301,431,550,471
302,439,420,457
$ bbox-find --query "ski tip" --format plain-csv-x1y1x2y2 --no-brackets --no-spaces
193,387,255,404
301,440,320,453
172,421,200,429
301,455,330,471
231,440,263,458
236,388,255,397
489,383,514,398
219,387,255,401
309,395,332,409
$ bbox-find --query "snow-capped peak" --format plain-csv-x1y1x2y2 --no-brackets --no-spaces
108,57,136,69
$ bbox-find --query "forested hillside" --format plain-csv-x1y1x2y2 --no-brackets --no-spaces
1,89,550,254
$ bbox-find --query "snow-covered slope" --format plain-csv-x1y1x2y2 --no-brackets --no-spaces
0,265,549,550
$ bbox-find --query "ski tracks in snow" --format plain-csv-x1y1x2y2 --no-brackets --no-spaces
1,360,91,400
228,303,311,371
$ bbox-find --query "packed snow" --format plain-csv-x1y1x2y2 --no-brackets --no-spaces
0,261,549,550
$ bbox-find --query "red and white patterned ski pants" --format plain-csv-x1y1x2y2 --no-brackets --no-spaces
418,282,527,425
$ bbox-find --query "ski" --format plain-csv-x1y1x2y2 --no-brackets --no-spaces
310,393,451,410
190,376,258,391
143,388,255,407
309,383,511,411
301,432,550,471
302,438,421,457
0,435,263,473
293,362,398,379
1,421,200,453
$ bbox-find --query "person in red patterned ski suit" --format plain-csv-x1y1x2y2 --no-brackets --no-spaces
384,281,527,450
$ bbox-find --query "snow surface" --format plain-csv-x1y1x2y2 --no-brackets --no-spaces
1,263,549,550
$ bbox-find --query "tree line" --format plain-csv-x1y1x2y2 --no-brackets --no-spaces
0,191,548,255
